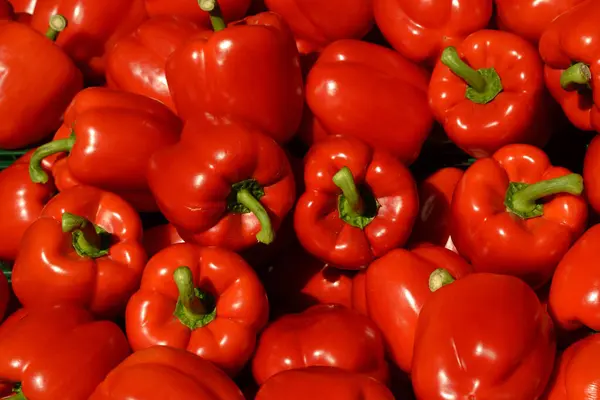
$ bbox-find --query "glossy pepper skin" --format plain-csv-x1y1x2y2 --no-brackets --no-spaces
144,0,250,28
429,30,552,158
409,167,463,251
451,144,587,288
30,0,147,83
0,305,131,399
584,135,600,214
90,346,245,400
495,0,584,44
8,0,36,13
374,0,492,65
12,186,147,318
549,224,600,332
0,20,83,149
362,245,471,373
412,273,556,399
543,334,600,400
166,12,304,144
28,87,183,213
142,223,184,257
106,16,204,113
306,40,433,164
295,135,418,270
0,152,55,262
252,304,389,385
539,1,600,132
147,117,296,252
263,0,374,52
256,367,395,400
126,244,269,376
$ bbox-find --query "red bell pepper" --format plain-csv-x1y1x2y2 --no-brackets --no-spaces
429,30,552,158
0,153,55,262
11,185,147,318
143,223,184,257
294,135,418,269
542,334,600,400
548,224,600,332
7,0,35,13
0,305,130,399
409,167,464,251
263,0,373,52
256,367,395,400
28,87,183,213
361,245,471,373
165,10,304,144
584,135,600,214
126,244,269,376
0,18,83,150
106,16,205,113
0,0,12,18
451,144,588,288
495,0,584,44
374,0,492,65
412,272,556,399
90,346,244,400
147,117,296,252
0,272,7,321
144,0,250,28
30,0,147,83
539,0,600,132
252,304,389,385
305,40,433,164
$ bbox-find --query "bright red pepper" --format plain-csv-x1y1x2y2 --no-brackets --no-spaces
0,272,7,322
0,153,55,262
0,19,82,150
305,40,433,164
374,0,492,65
409,167,463,251
142,223,184,258
256,367,395,400
30,0,147,83
429,30,552,158
90,346,245,400
542,334,600,400
126,244,269,376
147,117,296,252
584,135,600,214
12,185,147,318
106,16,205,113
412,272,556,399
8,0,35,13
263,0,373,52
144,0,250,28
451,144,588,288
495,0,585,44
0,0,12,18
295,135,418,270
361,245,471,373
539,0,600,132
252,304,389,386
0,305,130,399
165,11,304,144
548,224,600,332
27,87,183,213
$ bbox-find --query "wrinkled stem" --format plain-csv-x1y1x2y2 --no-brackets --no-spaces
441,47,486,92
198,0,226,31
511,174,583,215
29,135,75,184
236,189,274,245
560,63,591,89
62,212,109,259
45,15,67,41
173,266,207,316
429,268,455,292
332,166,364,215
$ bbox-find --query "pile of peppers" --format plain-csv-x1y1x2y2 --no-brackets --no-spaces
2,0,600,398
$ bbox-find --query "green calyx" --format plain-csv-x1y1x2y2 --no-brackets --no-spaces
198,0,226,32
45,14,67,41
560,62,592,90
429,268,455,292
173,266,217,330
9,383,26,400
29,133,76,184
227,179,274,245
61,212,111,259
505,173,584,219
333,166,379,229
441,46,503,105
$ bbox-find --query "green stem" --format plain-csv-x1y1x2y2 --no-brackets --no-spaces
236,189,274,245
429,268,455,292
29,135,75,184
506,174,583,219
173,266,216,330
62,212,109,259
560,62,591,90
332,167,364,215
441,47,486,92
198,0,226,31
45,15,67,41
